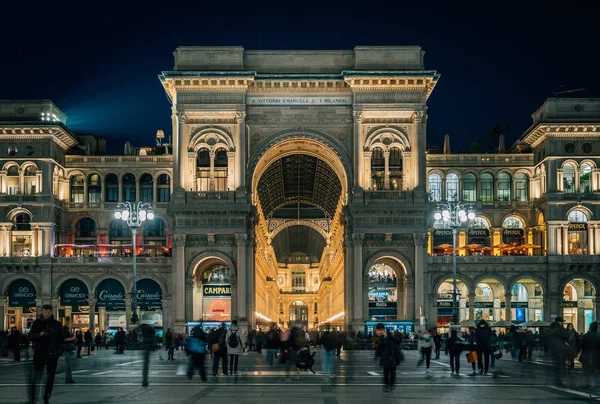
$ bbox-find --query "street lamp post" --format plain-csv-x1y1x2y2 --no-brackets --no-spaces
113,201,155,325
433,201,475,325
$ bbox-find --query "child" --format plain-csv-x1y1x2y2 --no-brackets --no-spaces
296,346,316,374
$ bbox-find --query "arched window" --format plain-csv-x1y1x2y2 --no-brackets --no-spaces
70,175,85,204
428,173,442,201
468,216,490,250
75,218,96,239
563,163,576,193
568,210,588,223
196,149,211,191
140,173,153,203
12,213,31,231
143,218,165,238
87,174,101,205
105,173,119,202
157,174,171,203
6,166,19,195
567,209,589,254
498,173,511,201
143,218,166,256
109,220,130,239
201,264,231,284
7,166,18,176
23,166,38,195
371,147,385,190
122,173,136,202
446,172,459,201
213,149,229,191
463,173,476,202
580,163,592,193
515,173,529,201
389,147,403,190
502,216,525,246
480,173,493,202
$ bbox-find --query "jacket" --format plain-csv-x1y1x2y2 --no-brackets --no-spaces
446,335,465,355
29,315,64,357
225,325,243,355
579,330,600,371
475,323,493,347
419,333,434,349
377,335,401,367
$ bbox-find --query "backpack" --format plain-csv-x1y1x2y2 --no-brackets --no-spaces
228,329,239,348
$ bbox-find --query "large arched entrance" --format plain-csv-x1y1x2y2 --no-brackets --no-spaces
563,278,596,332
251,137,348,330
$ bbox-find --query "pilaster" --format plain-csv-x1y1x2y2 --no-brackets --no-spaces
351,233,364,327
172,234,187,332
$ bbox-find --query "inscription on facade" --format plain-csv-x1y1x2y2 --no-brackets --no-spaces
247,96,352,105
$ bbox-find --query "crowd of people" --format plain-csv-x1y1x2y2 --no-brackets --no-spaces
5,309,600,402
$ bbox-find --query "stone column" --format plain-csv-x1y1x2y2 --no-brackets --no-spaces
135,178,140,202
413,233,427,321
83,180,88,207
468,293,476,321
230,277,238,321
246,235,255,326
0,297,6,331
173,112,186,190
406,279,415,322
172,234,187,332
562,225,569,255
353,111,363,191
363,151,372,190
51,298,59,321
100,176,105,208
352,233,364,328
235,234,248,321
504,292,512,322
412,111,426,191
118,177,123,202
383,151,390,189
185,279,194,322
209,151,215,191
161,299,169,334
36,298,43,320
235,112,246,194
125,298,132,329
396,279,405,320
344,235,354,327
152,178,157,207
362,279,370,321
227,152,235,191
31,226,38,257
588,224,595,255
88,299,96,332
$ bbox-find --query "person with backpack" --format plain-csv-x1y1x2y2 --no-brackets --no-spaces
185,325,208,382
265,325,280,367
209,322,228,377
225,320,243,375
375,323,403,392
417,329,434,374
446,329,464,375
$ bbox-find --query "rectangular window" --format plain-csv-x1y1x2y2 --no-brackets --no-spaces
158,188,170,203
8,186,19,195
498,182,510,201
124,188,136,202
463,182,476,202
481,182,493,202
88,192,101,203
140,188,153,203
71,191,84,203
106,188,118,202
516,182,528,201
12,235,32,256
24,180,36,195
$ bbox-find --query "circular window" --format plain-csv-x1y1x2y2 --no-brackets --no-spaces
7,146,17,156
564,143,576,154
582,143,592,154
25,146,34,156
574,104,583,112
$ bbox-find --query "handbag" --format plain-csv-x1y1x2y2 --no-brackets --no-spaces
493,347,502,359
466,350,478,363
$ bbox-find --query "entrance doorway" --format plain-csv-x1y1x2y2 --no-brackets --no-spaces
289,300,309,328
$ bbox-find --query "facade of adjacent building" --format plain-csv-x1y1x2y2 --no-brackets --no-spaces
0,46,599,335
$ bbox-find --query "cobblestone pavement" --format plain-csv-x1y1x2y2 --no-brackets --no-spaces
0,347,597,403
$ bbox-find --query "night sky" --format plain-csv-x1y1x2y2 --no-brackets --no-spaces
2,2,599,154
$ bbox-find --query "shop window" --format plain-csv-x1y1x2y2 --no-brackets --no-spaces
12,235,31,256
568,210,589,254
502,216,525,246
201,264,231,284
371,147,385,190
389,147,403,190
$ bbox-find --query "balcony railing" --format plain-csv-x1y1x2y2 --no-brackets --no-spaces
185,191,236,203
428,255,547,264
52,256,171,264
363,190,413,203
65,155,173,167
426,153,534,167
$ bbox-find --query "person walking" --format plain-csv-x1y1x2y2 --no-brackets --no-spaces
376,323,403,392
545,316,570,385
28,304,64,404
62,326,76,384
95,332,102,351
474,320,492,374
578,321,600,388
318,327,337,379
139,323,155,387
565,323,580,370
165,328,175,360
225,320,243,375
75,330,83,358
209,322,228,377
265,325,280,367
8,326,21,362
186,325,208,382
84,329,93,356
446,330,464,375
433,330,442,359
418,329,434,374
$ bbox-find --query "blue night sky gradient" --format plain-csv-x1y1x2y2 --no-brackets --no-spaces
2,2,599,154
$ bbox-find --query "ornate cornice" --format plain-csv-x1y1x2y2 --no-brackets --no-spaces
0,127,78,150
519,124,600,148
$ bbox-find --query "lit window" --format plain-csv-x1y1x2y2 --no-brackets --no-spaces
428,173,442,201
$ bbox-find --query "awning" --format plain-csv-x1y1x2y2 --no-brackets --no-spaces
136,279,162,309
95,279,125,309
60,278,89,306
8,279,36,308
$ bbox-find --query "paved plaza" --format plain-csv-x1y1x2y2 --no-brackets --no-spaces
0,348,598,403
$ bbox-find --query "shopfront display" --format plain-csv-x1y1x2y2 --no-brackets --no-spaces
7,279,37,332
368,263,397,321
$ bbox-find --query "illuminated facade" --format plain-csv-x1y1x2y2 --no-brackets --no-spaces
0,47,599,334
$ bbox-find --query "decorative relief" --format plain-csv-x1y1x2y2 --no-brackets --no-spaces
177,93,244,104
246,112,352,125
355,92,423,104
172,234,187,247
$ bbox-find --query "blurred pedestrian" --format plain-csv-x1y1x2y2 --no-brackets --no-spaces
578,321,600,388
446,329,463,375
265,325,279,367
140,323,155,387
62,326,76,384
84,329,92,355
475,320,492,374
209,322,228,376
8,326,21,362
545,316,570,385
225,320,243,375
417,329,434,374
376,323,403,392
318,327,337,379
75,330,83,358
95,332,102,350
165,328,175,360
28,304,64,404
185,324,208,382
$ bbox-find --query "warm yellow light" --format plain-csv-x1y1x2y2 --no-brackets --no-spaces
255,311,272,322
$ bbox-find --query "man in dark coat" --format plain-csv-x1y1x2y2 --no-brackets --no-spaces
474,319,492,374
28,304,64,404
376,323,402,392
545,316,570,385
209,323,228,376
165,328,175,360
8,326,21,362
